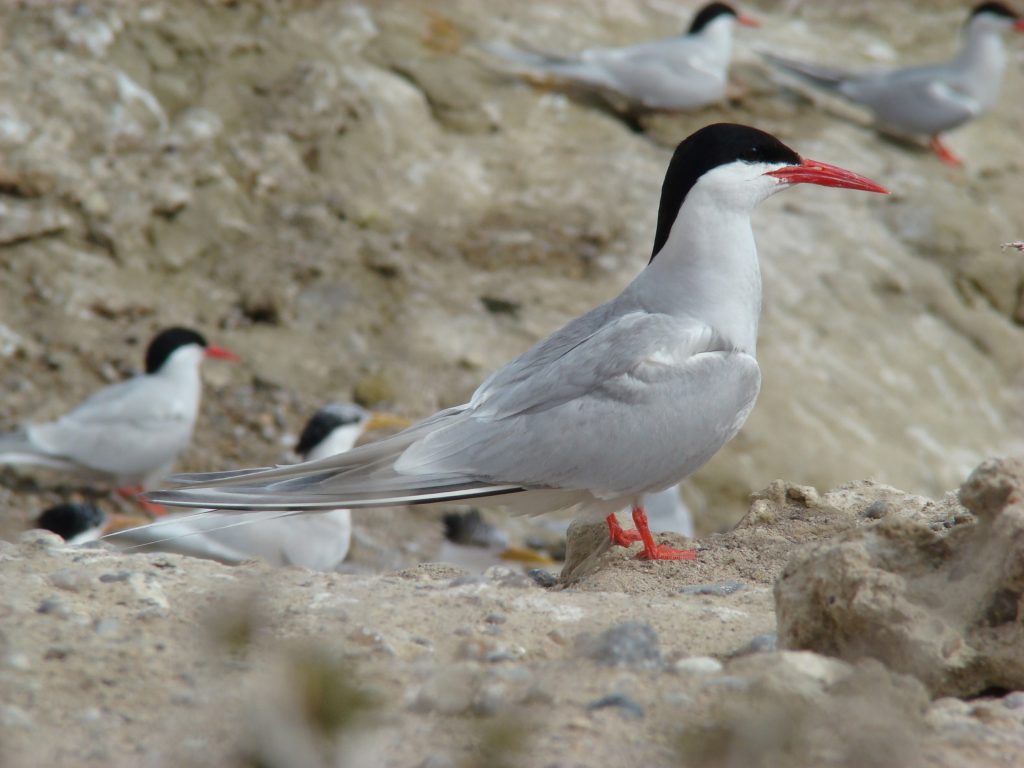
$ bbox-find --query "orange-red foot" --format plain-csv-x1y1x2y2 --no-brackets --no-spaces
632,505,697,561
930,136,962,167
606,513,642,547
116,485,167,517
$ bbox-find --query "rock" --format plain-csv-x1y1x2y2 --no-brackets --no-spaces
736,633,778,656
680,655,929,768
776,458,1024,697
527,569,558,587
680,581,747,596
673,656,724,676
587,693,644,720
578,622,662,669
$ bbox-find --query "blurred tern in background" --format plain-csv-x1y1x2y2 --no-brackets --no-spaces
146,123,887,561
484,2,758,111
0,327,237,506
763,2,1024,165
35,502,108,545
110,404,408,571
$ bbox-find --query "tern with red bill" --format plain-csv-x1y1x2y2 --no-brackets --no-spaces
763,2,1024,165
484,2,759,111
147,123,887,562
0,327,238,493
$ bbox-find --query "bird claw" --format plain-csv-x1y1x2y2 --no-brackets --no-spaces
637,545,698,561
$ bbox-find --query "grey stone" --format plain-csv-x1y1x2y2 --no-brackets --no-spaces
579,622,661,669
680,581,746,596
587,693,644,720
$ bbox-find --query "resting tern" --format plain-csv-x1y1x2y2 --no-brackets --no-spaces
35,502,109,545
109,404,407,570
485,2,759,111
147,123,887,561
763,2,1024,165
0,327,237,494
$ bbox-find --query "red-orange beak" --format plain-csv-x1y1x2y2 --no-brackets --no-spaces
765,158,889,194
737,13,760,28
205,346,240,361
1014,18,1024,32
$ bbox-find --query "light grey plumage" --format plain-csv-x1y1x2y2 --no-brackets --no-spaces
0,332,222,487
110,404,374,570
484,3,757,110
763,3,1022,156
146,124,887,566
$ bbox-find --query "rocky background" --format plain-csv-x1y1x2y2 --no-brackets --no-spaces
1,0,1024,766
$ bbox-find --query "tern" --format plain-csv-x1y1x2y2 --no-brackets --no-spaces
763,2,1024,165
0,327,237,496
485,2,759,111
35,502,109,545
109,404,407,570
147,123,887,561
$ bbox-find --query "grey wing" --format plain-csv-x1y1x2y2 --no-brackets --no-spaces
841,65,980,134
28,376,194,476
400,312,759,498
762,51,856,92
584,38,725,107
148,312,756,511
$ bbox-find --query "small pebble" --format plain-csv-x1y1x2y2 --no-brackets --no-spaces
99,571,132,583
18,530,64,549
673,656,724,675
587,693,644,720
37,598,71,618
49,568,90,593
1002,692,1024,710
0,705,34,729
484,646,525,663
680,581,746,596
739,633,777,655
862,500,891,519
94,618,120,636
472,682,509,715
527,569,558,588
579,622,661,669
484,613,507,625
3,653,30,671
78,707,102,724
43,646,72,661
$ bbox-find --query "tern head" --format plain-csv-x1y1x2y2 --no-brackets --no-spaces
651,123,887,261
36,502,107,544
144,327,239,374
296,403,410,460
688,3,760,35
967,2,1024,33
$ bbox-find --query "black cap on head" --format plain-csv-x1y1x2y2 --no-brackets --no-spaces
145,327,208,373
650,123,801,261
688,2,738,34
36,502,106,541
970,2,1018,20
295,403,368,457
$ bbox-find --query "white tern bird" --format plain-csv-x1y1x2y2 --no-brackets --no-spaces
485,2,759,111
763,2,1024,165
0,327,238,496
146,123,888,561
108,403,407,570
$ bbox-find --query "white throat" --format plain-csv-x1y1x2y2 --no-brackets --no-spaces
305,423,364,461
957,17,1009,79
625,162,787,354
694,16,736,68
